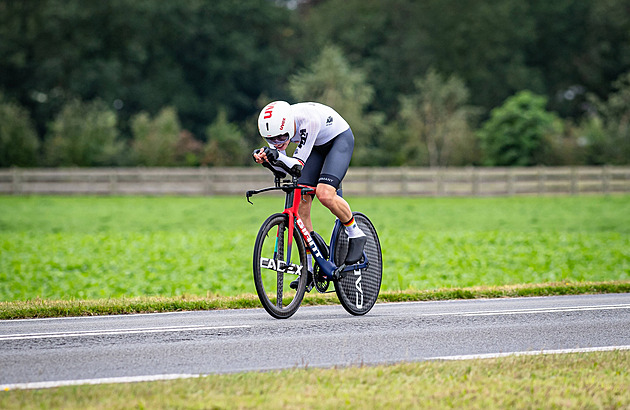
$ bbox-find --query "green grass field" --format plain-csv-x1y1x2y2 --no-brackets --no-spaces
1,195,629,302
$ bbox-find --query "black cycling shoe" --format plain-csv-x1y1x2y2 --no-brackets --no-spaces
345,235,367,264
290,270,314,293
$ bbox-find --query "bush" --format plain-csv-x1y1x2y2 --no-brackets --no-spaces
477,91,561,166
131,107,181,166
43,99,123,166
174,130,204,166
202,109,248,166
0,96,40,167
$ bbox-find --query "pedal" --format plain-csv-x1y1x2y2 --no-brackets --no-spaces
333,264,347,280
305,281,314,293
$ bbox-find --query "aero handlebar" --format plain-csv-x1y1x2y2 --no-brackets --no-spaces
252,148,302,179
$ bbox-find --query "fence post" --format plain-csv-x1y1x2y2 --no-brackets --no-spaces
11,167,21,194
401,167,409,196
570,167,578,195
602,166,610,194
108,169,118,195
205,167,217,195
507,168,515,195
471,167,479,196
537,166,546,195
436,168,444,196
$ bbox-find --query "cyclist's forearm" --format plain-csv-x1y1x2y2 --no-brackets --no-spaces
275,151,303,169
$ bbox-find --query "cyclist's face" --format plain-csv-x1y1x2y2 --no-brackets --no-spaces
264,132,291,150
273,139,290,150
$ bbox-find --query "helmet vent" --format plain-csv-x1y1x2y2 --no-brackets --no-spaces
265,123,269,131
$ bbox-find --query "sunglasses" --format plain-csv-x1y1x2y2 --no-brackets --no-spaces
265,133,290,145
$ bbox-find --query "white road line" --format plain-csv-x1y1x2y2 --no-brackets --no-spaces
428,345,630,361
1,374,202,391
0,325,250,341
3,346,630,391
1,310,196,323
419,304,630,318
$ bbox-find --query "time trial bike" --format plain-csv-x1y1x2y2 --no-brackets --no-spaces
246,158,382,319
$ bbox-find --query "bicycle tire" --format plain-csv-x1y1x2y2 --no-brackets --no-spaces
253,213,308,319
332,212,382,315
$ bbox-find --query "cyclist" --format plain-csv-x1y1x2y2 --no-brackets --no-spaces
253,101,367,289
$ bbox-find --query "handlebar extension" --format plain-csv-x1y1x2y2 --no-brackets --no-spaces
252,148,302,178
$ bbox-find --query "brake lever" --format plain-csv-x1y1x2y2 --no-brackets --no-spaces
246,190,255,204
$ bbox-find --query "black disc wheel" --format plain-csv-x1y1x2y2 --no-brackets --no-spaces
332,212,382,315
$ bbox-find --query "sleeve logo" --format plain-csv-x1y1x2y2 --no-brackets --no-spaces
298,129,307,148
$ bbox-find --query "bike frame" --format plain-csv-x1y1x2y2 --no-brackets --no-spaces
247,175,369,281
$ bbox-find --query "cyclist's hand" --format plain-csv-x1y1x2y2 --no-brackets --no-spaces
252,147,279,164
252,148,266,164
263,147,279,163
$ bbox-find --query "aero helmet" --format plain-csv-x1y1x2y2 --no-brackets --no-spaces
257,101,295,145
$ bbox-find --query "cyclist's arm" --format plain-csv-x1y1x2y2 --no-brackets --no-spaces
269,148,303,174
276,150,303,169
253,147,302,177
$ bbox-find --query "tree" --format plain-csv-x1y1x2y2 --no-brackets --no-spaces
0,0,302,139
0,96,40,167
580,71,630,164
300,0,630,123
399,69,478,167
288,45,386,165
301,0,543,119
477,91,561,166
43,99,122,166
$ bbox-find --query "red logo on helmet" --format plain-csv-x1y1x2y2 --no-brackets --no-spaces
263,103,276,119
280,118,285,130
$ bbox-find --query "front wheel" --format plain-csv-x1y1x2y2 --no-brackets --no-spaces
332,212,382,315
253,213,308,319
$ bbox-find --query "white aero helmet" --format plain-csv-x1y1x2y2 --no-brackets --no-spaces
257,101,295,145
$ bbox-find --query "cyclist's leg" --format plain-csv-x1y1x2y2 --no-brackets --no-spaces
315,128,366,263
314,184,351,222
316,128,354,193
298,194,314,232
316,128,357,225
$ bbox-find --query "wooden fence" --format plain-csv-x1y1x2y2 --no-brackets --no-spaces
1,166,629,196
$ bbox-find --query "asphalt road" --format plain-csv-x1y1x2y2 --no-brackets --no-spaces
2,293,630,389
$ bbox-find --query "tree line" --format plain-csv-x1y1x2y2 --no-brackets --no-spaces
1,0,628,167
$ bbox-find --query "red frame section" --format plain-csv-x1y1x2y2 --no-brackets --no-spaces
280,185,316,265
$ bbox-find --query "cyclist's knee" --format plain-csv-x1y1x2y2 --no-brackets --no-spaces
316,185,337,208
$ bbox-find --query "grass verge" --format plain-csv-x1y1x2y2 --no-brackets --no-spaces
1,350,629,409
2,280,629,320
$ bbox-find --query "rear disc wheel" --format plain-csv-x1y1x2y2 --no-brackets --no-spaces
332,212,382,315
